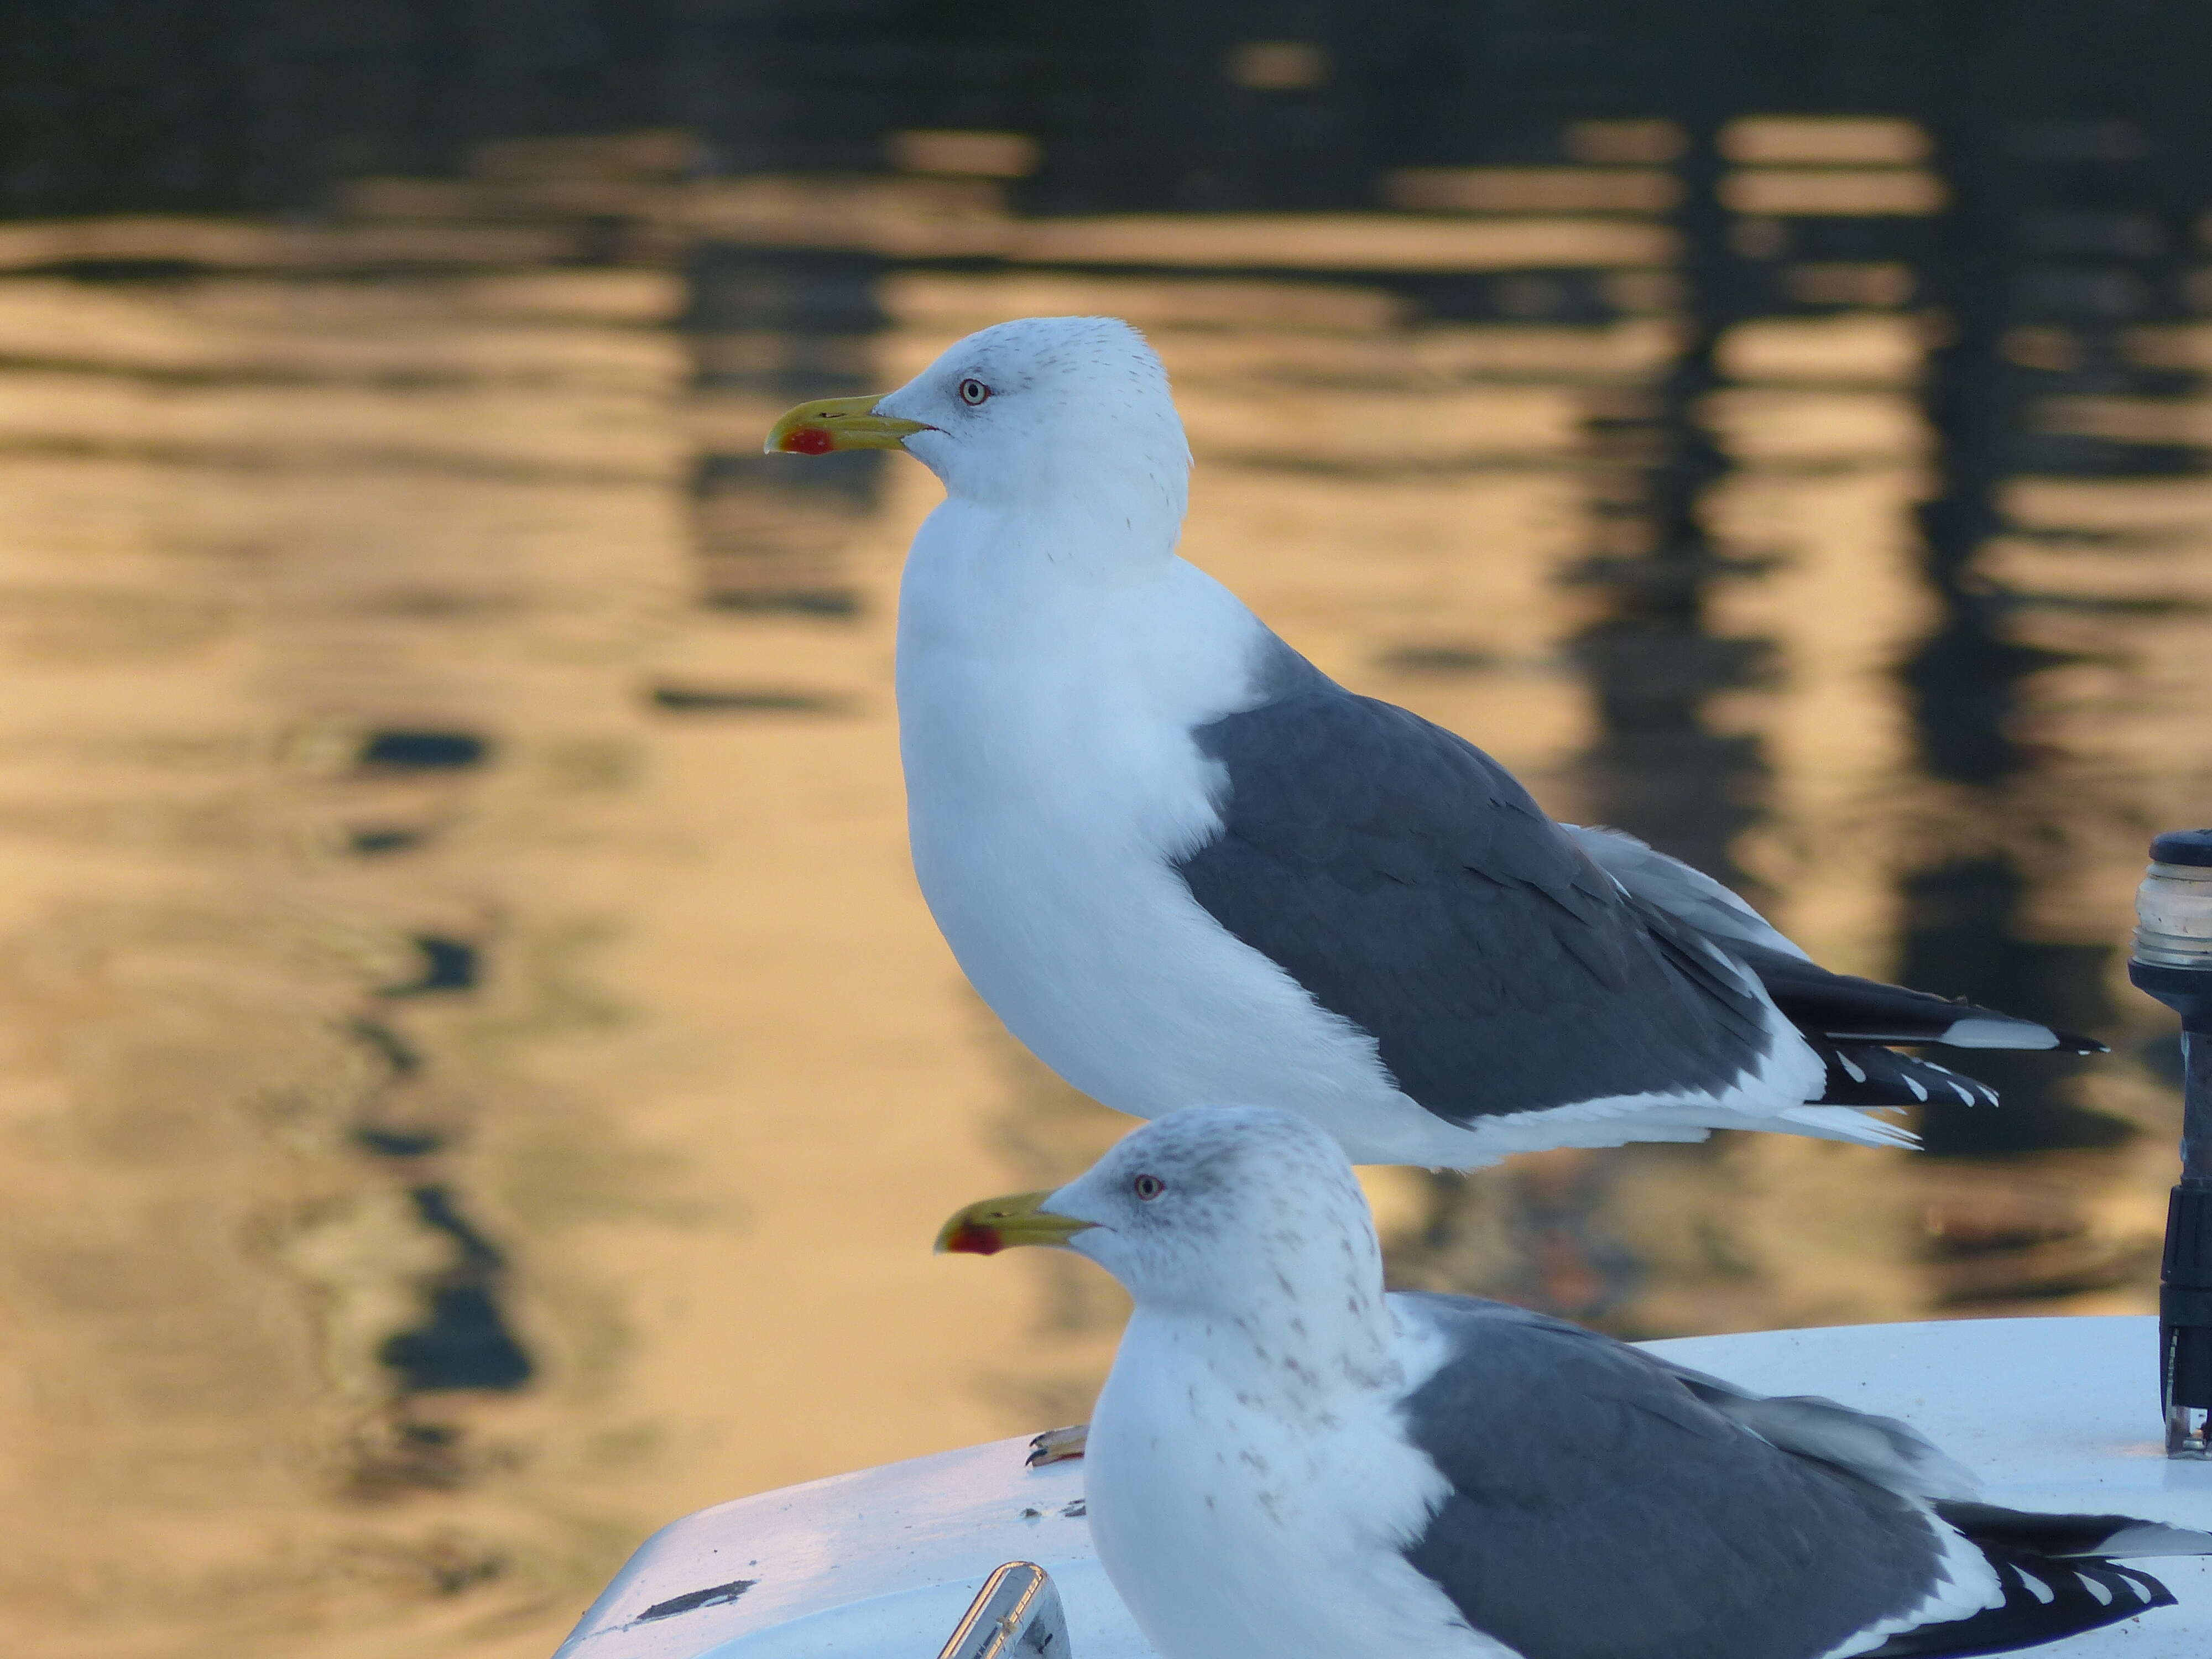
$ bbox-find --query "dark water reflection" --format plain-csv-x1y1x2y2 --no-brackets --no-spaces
0,108,2208,1658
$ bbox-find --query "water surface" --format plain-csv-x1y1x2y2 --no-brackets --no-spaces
0,135,2203,1655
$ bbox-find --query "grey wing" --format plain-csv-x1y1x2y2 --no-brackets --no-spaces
1389,1293,1952,1659
1178,680,1777,1126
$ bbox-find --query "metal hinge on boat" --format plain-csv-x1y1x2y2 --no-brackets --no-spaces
936,1561,1071,1658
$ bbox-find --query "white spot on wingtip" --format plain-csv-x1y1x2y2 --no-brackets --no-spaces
1943,1016,2058,1050
1839,1056,1867,1083
1903,1076,1928,1102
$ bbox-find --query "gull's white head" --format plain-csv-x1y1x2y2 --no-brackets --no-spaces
939,1106,1387,1337
766,315,1191,544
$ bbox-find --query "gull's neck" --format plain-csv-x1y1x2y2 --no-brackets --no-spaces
895,489,1271,728
911,481,1182,587
935,432,1190,562
1117,1246,1400,1426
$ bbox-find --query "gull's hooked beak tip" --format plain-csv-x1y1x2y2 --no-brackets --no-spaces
763,394,930,456
935,1191,1097,1256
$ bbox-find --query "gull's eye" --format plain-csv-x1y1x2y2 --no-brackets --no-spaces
958,378,990,406
1132,1173,1165,1201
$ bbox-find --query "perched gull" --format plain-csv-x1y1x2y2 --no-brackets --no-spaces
938,1106,2211,1659
768,316,2099,1167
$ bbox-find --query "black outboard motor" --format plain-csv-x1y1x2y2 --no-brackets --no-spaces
2128,828,2212,1457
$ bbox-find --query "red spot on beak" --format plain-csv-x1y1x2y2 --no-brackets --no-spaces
941,1220,1005,1256
783,427,836,456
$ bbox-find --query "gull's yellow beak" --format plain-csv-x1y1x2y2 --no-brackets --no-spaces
763,394,931,456
936,1190,1097,1256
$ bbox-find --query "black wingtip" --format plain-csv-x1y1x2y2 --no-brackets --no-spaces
1813,1044,2001,1109
1749,951,2111,1056
1860,1556,2177,1657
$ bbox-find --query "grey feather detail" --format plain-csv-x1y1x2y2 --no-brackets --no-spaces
1567,823,2103,1061
1564,824,1812,963
1649,1359,1980,1501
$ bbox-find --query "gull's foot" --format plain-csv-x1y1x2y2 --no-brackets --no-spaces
1026,1424,1089,1467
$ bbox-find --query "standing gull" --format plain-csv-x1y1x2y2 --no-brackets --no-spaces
768,316,2098,1167
938,1106,2212,1659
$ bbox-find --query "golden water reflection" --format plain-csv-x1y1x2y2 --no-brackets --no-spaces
0,225,2197,1656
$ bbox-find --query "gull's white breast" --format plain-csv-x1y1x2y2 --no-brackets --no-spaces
1083,1309,1508,1659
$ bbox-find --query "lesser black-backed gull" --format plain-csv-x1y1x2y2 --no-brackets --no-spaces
769,317,2098,1167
